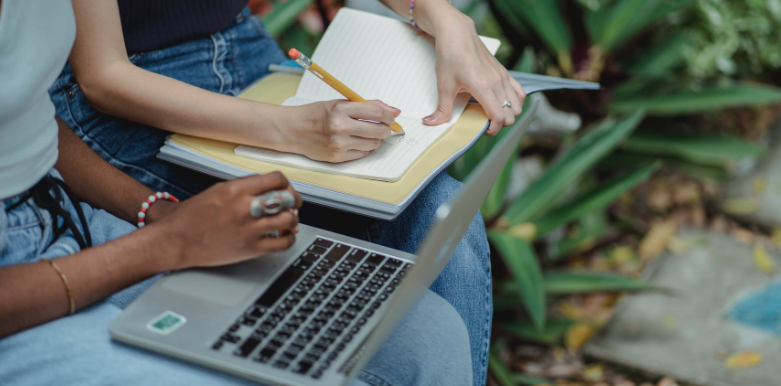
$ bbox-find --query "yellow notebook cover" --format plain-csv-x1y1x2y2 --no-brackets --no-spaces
168,73,489,206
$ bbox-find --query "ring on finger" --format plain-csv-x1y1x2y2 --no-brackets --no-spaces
501,100,512,109
250,190,296,219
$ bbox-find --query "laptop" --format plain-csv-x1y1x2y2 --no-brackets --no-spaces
110,102,538,386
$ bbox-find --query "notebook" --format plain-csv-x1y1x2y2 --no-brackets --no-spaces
234,8,501,182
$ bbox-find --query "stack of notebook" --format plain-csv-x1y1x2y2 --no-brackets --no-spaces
158,8,598,220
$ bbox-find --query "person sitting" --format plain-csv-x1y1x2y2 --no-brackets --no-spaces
0,1,472,385
50,2,526,382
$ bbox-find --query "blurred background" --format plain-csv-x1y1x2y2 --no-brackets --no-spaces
249,1,781,385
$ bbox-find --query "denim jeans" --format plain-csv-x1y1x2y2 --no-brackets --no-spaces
0,170,473,386
50,7,492,384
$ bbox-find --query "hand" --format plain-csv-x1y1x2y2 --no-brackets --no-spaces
279,100,401,163
422,10,526,136
145,200,179,225
158,172,303,270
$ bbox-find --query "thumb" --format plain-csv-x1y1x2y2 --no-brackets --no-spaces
424,85,456,126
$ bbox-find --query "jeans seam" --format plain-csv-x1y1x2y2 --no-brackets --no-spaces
358,370,396,386
210,34,227,94
55,80,85,137
481,232,492,384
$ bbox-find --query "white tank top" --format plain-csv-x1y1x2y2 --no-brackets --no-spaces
0,0,76,199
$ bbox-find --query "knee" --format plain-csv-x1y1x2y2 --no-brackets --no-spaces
362,291,473,386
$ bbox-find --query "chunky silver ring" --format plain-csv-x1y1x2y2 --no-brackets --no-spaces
501,100,512,108
250,190,296,219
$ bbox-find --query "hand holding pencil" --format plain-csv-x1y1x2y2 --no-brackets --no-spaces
289,48,405,135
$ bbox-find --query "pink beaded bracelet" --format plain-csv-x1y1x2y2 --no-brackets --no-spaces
137,192,179,228
408,0,421,32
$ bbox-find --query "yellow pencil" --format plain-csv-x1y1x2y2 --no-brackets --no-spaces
289,48,404,135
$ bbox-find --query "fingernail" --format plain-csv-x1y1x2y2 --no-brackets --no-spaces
423,115,436,123
389,105,401,112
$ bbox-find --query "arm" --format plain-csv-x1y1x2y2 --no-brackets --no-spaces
0,172,302,338
379,0,526,135
54,117,176,224
69,0,398,163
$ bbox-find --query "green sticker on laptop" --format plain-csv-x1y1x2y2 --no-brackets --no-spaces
147,311,187,335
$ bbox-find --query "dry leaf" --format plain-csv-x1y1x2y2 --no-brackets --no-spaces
639,221,677,260
667,237,691,255
753,244,776,274
647,188,672,212
580,363,604,382
508,223,537,242
565,324,596,351
609,245,636,264
725,351,763,369
721,198,760,215
752,177,767,194
493,216,510,230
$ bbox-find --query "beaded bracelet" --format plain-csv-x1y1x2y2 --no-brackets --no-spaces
408,0,421,32
137,192,179,228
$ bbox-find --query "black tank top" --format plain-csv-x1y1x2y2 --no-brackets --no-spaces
117,0,249,55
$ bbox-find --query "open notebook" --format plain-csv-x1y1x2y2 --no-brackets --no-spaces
234,8,500,181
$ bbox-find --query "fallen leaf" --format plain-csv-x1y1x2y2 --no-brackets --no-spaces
494,216,511,230
725,351,763,369
508,223,538,242
647,188,672,212
639,221,677,260
580,363,604,382
753,244,775,274
752,178,767,194
564,324,596,351
609,245,636,264
667,237,691,255
721,198,760,215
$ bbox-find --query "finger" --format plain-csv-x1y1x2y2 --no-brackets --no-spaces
423,82,457,126
251,211,299,235
255,233,297,254
503,74,523,116
339,150,373,163
340,119,392,140
368,100,401,118
471,88,504,135
343,101,396,126
284,186,303,209
508,75,527,115
495,86,515,129
232,171,289,196
345,136,383,152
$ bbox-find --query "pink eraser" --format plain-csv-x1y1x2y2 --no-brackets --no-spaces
288,48,301,60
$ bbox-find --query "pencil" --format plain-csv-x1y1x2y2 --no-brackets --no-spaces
288,48,404,135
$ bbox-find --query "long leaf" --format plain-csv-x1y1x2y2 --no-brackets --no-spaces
544,271,656,295
489,231,547,330
505,318,573,345
627,32,691,76
499,0,573,73
261,0,314,37
488,350,516,386
624,132,765,167
533,163,660,236
593,0,697,53
610,83,781,115
601,151,729,181
504,111,645,225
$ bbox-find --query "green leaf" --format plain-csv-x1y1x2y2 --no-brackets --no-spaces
512,373,550,386
482,151,514,220
504,111,645,225
610,83,781,115
514,47,537,73
489,231,546,330
488,350,516,386
505,318,573,345
627,33,691,77
498,0,573,73
261,0,314,37
592,0,696,53
533,163,660,236
600,152,729,181
624,132,765,167
544,271,656,295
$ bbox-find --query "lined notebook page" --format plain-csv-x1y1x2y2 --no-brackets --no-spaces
235,8,500,181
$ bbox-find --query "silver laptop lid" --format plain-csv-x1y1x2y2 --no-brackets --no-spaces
343,101,539,381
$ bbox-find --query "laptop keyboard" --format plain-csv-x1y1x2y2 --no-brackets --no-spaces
210,237,411,379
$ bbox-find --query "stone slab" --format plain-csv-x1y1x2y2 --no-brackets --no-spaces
586,230,781,386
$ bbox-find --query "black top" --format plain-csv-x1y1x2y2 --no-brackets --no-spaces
117,0,249,55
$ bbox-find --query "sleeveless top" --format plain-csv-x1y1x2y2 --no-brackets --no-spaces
117,0,249,55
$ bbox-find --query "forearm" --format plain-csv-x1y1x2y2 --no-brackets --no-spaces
76,61,287,148
54,117,176,224
378,0,469,37
0,227,180,338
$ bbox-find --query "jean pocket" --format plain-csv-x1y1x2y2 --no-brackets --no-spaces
50,71,101,138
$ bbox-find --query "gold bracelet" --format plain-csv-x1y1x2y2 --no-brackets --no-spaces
43,259,76,315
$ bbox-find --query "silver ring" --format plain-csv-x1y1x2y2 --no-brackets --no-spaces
250,190,296,219
501,100,512,108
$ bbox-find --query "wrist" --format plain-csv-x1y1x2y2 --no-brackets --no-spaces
145,200,178,225
414,0,468,38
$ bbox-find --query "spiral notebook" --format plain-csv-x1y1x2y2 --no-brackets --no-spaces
234,8,500,182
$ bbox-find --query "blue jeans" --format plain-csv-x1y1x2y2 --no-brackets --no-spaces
50,7,492,384
0,170,473,386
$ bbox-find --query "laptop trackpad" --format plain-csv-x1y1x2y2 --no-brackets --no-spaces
160,258,283,307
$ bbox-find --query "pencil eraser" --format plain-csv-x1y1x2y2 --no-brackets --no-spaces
288,48,301,60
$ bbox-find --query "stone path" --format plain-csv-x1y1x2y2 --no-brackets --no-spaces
586,229,781,386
